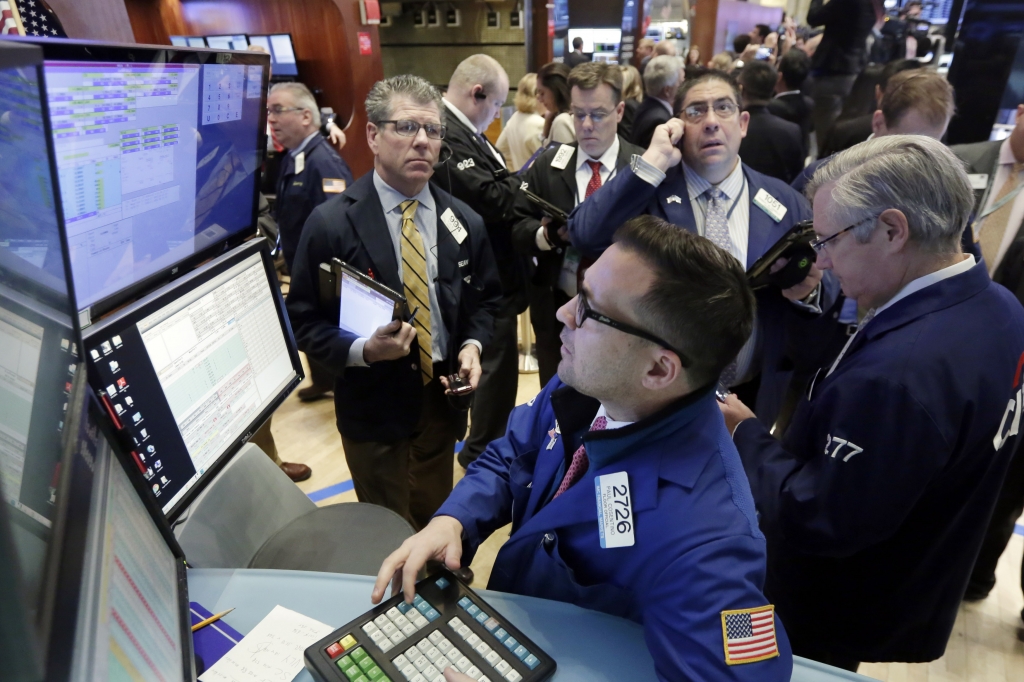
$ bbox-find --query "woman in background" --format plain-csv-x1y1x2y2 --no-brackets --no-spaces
496,73,546,171
686,45,701,65
618,64,643,140
536,62,574,146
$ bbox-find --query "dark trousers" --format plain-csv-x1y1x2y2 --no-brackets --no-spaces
967,448,1024,597
463,309,520,463
781,616,861,672
309,357,334,391
528,283,570,389
341,376,464,530
812,74,858,150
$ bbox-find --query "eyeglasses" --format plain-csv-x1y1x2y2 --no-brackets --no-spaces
571,108,612,124
681,100,739,123
267,106,304,117
376,119,447,140
810,216,877,253
575,290,692,367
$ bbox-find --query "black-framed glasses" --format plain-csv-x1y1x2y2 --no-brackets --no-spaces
377,119,447,140
810,215,877,253
681,100,739,123
575,290,692,367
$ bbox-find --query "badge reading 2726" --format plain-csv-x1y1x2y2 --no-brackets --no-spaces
595,472,635,548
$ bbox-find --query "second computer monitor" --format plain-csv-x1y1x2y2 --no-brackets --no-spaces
82,239,301,519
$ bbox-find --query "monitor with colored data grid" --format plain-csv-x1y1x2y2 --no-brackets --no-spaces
82,239,302,520
20,38,270,318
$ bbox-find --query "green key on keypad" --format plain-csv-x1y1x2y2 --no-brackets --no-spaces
336,654,351,671
350,648,367,663
343,663,361,680
351,676,368,682
357,655,375,672
366,665,385,680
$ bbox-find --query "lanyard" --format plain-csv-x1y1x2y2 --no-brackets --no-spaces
977,173,1024,224
573,161,619,207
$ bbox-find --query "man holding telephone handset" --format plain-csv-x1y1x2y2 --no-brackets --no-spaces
286,75,502,531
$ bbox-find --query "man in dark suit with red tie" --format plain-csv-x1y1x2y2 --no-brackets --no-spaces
286,75,502,531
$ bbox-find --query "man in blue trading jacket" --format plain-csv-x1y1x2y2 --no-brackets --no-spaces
568,69,835,429
720,136,1024,670
373,216,794,681
286,75,502,531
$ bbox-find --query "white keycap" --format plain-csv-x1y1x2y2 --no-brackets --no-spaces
446,648,461,663
390,631,406,645
466,633,481,647
382,622,399,636
448,617,463,629
505,670,522,682
466,665,483,679
375,614,390,628
401,663,418,678
434,676,447,682
417,639,431,653
480,677,491,682
370,629,387,644
413,615,429,629
394,615,412,629
456,656,472,672
495,660,511,675
402,623,418,636
414,655,430,671
437,639,453,654
379,639,395,653
386,607,402,620
410,675,426,682
484,651,500,666
406,646,420,661
457,625,472,639
475,642,492,657
423,665,440,680
393,654,410,670
364,621,380,635
425,647,441,663
428,631,444,645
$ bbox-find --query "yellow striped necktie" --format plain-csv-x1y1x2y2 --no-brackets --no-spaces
399,199,433,384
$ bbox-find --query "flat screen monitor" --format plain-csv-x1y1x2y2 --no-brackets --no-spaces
206,34,249,51
248,33,299,77
169,36,189,47
25,39,270,318
186,36,208,48
82,239,301,519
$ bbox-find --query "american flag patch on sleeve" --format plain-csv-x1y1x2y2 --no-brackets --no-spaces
721,605,779,665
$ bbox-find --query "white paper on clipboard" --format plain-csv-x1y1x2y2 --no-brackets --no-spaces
339,270,396,337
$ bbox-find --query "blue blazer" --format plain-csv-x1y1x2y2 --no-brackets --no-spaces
285,173,503,442
567,162,834,427
436,378,793,681
734,262,1024,661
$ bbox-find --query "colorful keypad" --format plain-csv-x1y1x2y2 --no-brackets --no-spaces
334,645,392,682
456,598,539,672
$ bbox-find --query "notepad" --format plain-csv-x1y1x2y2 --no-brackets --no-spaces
198,605,335,682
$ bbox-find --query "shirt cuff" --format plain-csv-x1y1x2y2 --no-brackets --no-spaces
789,282,822,314
535,226,553,252
631,154,667,187
346,338,369,367
461,339,483,355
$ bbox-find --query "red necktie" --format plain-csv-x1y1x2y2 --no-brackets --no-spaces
554,416,608,498
585,160,603,198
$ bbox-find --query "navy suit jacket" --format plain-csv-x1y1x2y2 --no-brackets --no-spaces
286,173,503,442
567,161,836,426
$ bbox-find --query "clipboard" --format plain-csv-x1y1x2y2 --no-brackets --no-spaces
746,220,817,290
521,186,570,225
330,259,408,337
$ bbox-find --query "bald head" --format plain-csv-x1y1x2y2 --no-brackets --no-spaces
445,54,510,133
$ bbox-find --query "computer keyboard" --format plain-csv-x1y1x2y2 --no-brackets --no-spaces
304,568,556,682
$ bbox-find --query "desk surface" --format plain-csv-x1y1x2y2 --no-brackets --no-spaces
187,569,878,682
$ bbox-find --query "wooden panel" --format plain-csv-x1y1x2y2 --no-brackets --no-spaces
692,0,719,65
124,0,185,45
47,0,135,42
529,0,552,72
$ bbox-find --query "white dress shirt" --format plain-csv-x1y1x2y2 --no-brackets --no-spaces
346,172,481,366
977,138,1024,271
443,98,506,168
593,404,633,430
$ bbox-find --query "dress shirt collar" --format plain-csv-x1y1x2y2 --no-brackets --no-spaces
443,97,482,135
683,157,745,202
290,131,320,157
774,90,802,98
575,136,620,172
654,97,674,116
372,170,435,215
999,136,1016,166
875,254,977,318
593,404,633,430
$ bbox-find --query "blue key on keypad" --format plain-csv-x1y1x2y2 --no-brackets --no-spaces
417,601,431,614
503,636,518,650
514,645,529,660
494,628,508,640
466,604,480,617
413,594,424,606
397,602,412,614
425,608,440,622
524,654,539,670
458,597,472,609
435,577,449,590
474,611,489,624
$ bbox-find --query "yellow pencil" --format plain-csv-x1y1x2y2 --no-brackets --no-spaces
191,608,235,632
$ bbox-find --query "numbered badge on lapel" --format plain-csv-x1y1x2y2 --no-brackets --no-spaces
594,472,635,548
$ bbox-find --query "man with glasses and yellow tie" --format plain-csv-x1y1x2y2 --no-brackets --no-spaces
567,69,834,430
286,75,502,532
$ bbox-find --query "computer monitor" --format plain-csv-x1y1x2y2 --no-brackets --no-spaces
169,35,189,47
248,33,299,78
82,239,301,520
23,38,270,318
186,36,208,48
206,34,249,51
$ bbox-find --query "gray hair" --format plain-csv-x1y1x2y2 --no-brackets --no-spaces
269,82,321,127
643,55,683,94
365,74,445,126
805,135,974,254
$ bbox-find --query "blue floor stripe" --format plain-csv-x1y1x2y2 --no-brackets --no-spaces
305,441,465,503
1016,523,1024,536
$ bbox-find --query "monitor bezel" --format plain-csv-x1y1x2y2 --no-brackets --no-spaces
248,32,299,78
81,237,303,522
9,37,271,321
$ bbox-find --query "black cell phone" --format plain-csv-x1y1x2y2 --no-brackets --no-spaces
447,374,474,395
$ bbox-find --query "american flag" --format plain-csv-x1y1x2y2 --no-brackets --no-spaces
722,605,780,665
13,0,65,37
1,0,25,35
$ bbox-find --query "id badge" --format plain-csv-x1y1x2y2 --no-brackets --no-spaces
595,472,635,548
558,247,581,297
